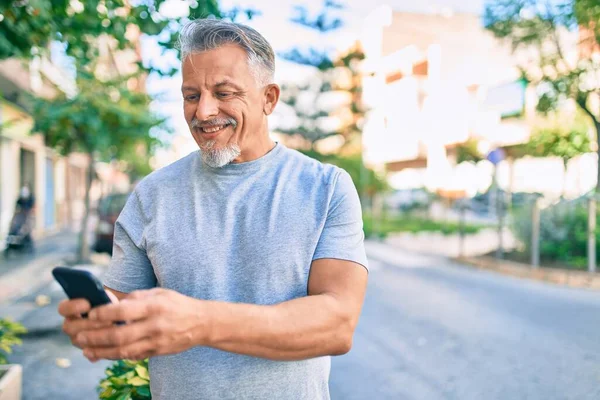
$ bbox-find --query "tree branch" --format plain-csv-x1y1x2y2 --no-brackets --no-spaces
575,93,599,125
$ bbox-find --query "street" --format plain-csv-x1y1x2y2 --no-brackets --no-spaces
2,241,600,399
330,244,600,400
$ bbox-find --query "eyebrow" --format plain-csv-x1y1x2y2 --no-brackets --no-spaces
214,80,243,91
181,80,244,93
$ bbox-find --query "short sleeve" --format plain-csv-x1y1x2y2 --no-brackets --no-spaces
312,170,368,271
103,190,157,293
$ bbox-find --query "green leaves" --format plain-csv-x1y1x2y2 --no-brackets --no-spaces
484,0,600,123
0,1,57,59
29,72,167,180
135,364,150,380
98,359,151,400
526,123,592,163
0,318,27,365
279,1,366,152
0,0,252,74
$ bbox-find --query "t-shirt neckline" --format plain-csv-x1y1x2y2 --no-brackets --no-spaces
198,142,284,176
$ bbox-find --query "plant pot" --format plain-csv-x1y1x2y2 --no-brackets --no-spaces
0,364,22,400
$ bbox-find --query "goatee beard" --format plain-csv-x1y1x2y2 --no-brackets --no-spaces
200,140,241,168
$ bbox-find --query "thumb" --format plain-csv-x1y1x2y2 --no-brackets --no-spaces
105,289,120,304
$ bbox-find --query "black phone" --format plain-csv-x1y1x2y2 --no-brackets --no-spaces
52,266,113,310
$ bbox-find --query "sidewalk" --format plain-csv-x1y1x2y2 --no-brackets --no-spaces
365,239,600,290
365,239,446,268
0,231,80,305
382,228,517,258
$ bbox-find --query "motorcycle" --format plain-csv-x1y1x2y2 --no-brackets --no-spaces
4,208,35,258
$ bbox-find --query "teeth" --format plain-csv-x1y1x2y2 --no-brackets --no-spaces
201,125,225,133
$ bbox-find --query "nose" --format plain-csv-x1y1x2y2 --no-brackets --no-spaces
194,94,219,121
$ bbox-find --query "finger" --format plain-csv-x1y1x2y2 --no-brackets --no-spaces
126,289,163,300
63,317,114,338
88,297,159,323
105,290,120,304
75,320,153,348
58,299,91,318
84,338,156,361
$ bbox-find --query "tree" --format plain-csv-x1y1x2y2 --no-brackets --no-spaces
455,138,485,164
0,0,221,72
526,118,592,196
31,73,165,261
485,0,600,191
278,1,366,153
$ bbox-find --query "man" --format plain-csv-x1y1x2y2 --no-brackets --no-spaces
16,184,35,212
59,19,368,400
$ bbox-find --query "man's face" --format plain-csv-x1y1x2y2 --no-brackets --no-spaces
181,45,269,166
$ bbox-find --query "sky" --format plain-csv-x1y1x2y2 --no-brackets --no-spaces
145,0,485,153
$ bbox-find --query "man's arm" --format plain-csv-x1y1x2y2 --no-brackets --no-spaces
76,259,367,362
204,258,368,360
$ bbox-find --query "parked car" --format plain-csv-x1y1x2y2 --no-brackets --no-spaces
93,192,131,255
384,188,430,211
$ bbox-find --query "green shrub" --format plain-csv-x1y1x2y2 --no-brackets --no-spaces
0,318,26,364
511,198,598,269
98,359,151,400
363,213,484,239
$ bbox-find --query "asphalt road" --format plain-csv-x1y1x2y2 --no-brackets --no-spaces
330,252,600,400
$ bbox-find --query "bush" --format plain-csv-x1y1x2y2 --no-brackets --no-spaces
98,359,151,399
0,318,26,364
511,198,597,269
363,213,484,239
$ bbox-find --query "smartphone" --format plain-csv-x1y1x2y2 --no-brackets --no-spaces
52,266,113,312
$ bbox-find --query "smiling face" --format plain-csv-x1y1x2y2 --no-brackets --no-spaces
181,44,279,166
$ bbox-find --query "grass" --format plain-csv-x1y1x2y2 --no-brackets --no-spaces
363,212,486,238
499,250,590,271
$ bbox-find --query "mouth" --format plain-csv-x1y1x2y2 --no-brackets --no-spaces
194,123,231,139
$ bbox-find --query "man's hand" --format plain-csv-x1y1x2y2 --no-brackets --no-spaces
61,259,367,363
71,288,207,362
58,291,120,350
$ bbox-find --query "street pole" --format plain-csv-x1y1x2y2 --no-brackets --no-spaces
458,199,466,258
495,165,504,259
588,196,596,273
373,193,383,241
531,198,540,268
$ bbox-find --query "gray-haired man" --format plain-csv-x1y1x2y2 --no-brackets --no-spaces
58,19,368,400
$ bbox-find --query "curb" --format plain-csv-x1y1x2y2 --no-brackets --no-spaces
455,256,600,290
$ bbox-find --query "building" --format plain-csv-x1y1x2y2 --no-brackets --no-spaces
358,7,562,197
0,33,137,247
0,55,87,243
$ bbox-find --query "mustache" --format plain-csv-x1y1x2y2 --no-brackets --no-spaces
191,117,237,129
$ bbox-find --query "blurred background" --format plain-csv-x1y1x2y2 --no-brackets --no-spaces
1,0,600,399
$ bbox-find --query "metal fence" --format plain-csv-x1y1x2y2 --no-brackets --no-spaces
510,194,597,272
371,189,599,272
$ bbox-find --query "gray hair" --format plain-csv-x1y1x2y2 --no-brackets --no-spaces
178,19,275,86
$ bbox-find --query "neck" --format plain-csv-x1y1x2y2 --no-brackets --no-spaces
233,130,276,164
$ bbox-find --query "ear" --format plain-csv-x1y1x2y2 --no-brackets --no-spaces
263,84,280,115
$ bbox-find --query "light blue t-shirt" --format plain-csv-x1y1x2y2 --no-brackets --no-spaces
103,143,368,400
